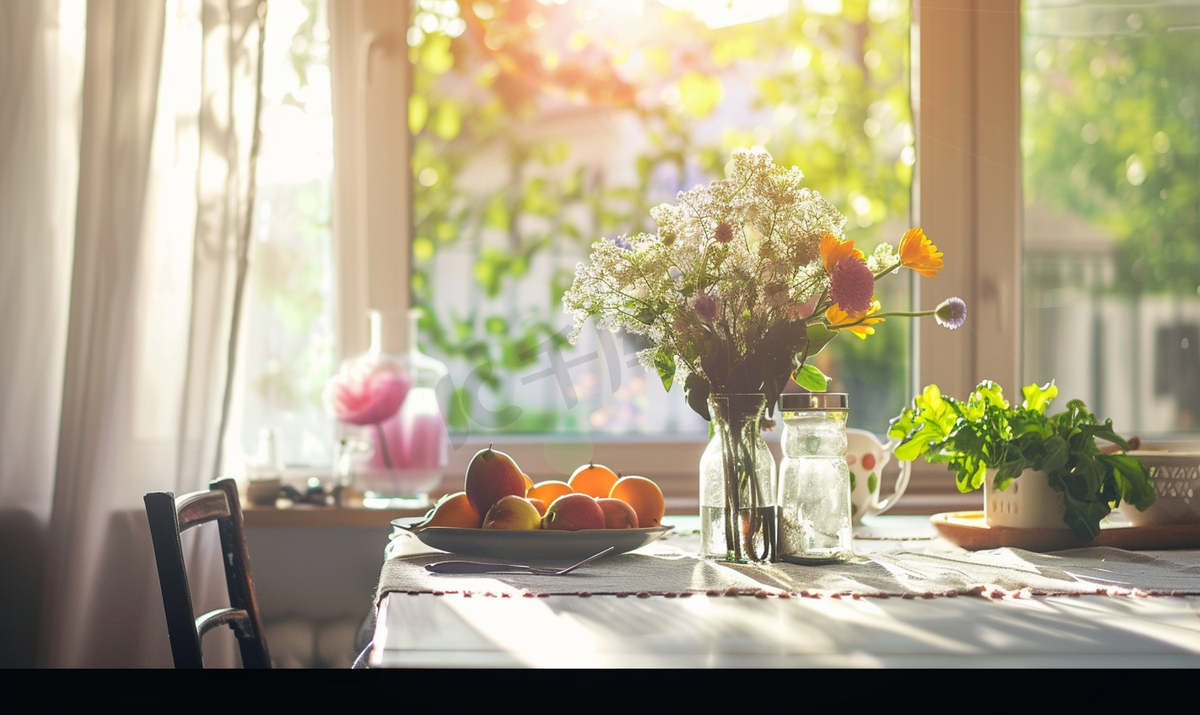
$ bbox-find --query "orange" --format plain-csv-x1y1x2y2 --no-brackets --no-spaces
421,492,483,529
521,472,534,491
567,463,620,499
526,480,573,506
608,476,665,528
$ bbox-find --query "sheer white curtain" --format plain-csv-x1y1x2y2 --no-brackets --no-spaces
0,0,83,668
0,0,266,667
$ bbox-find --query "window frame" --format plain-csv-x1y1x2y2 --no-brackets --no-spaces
327,0,1022,510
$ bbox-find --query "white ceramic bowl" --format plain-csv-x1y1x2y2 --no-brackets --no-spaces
1119,451,1200,527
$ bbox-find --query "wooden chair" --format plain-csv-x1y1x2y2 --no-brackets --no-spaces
144,478,271,668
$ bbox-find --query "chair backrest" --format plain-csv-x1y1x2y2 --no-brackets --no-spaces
144,478,270,668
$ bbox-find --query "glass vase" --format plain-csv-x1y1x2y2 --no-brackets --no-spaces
351,309,449,508
699,393,777,563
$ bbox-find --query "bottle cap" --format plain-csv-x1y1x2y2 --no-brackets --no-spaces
778,393,849,412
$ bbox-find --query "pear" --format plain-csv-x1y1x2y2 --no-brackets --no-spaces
464,444,527,517
482,495,542,530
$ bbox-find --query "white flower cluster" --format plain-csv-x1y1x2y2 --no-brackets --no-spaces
867,241,900,274
563,148,850,383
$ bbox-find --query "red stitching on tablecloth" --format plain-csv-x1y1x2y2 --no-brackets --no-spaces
381,585,1196,599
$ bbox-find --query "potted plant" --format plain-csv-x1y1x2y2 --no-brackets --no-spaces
887,380,1155,539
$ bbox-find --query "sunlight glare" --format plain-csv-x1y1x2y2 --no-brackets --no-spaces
656,0,789,29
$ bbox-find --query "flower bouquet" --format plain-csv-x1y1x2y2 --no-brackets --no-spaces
563,147,966,560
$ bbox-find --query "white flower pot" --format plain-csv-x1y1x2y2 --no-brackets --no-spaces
983,469,1069,529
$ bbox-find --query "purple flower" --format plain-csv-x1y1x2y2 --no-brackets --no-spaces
935,297,967,330
611,234,633,251
691,293,719,322
714,222,734,244
828,257,875,316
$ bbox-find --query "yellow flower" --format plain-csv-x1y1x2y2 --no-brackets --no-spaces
820,233,865,275
898,228,943,278
825,300,884,339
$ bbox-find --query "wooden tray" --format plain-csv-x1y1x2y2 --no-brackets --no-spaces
930,511,1200,552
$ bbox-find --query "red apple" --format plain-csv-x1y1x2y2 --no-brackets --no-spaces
596,498,639,529
541,493,605,531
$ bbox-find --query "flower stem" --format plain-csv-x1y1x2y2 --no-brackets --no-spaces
374,422,394,469
826,308,936,331
872,309,936,319
872,261,902,281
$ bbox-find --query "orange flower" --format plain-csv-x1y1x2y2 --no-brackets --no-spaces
820,233,865,275
898,228,943,278
825,300,884,339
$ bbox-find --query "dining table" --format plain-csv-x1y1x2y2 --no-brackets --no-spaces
368,514,1200,668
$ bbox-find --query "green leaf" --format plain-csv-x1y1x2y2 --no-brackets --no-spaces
654,348,676,392
794,363,830,392
485,316,509,335
1021,381,1058,413
805,322,839,356
684,372,711,422
893,438,926,463
1040,435,1069,472
1099,453,1156,510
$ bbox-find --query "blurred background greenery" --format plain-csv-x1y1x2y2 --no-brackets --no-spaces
241,0,1200,466
407,0,914,437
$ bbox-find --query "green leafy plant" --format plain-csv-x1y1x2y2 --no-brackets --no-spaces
888,381,1155,540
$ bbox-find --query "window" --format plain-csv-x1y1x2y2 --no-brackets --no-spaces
407,0,915,442
260,1,1191,506
239,0,337,469
1022,0,1200,439
232,0,929,494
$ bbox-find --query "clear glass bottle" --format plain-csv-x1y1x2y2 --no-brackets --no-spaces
699,393,777,564
353,309,449,508
777,393,854,564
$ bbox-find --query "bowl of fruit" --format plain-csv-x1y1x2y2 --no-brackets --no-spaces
394,445,672,561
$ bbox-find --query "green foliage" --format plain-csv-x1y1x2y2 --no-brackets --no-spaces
1023,10,1200,294
795,364,830,393
888,381,1156,540
410,0,914,432
653,348,676,393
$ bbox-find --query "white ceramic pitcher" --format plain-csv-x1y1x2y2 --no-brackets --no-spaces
845,428,912,525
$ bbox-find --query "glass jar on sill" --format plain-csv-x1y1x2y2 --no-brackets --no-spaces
339,309,449,508
777,393,855,564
